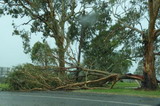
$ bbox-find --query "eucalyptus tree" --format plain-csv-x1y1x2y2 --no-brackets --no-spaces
31,41,57,67
1,0,82,75
75,1,132,74
108,0,160,90
83,24,133,74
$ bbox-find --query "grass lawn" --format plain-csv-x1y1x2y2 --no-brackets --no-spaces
76,82,160,98
113,82,139,88
0,83,9,91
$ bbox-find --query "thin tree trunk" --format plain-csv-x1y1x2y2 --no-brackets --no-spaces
55,16,66,76
56,36,65,75
76,11,86,81
76,26,85,81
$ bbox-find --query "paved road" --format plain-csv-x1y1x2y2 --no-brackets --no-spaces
0,91,160,106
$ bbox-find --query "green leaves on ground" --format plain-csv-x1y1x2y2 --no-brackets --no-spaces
7,64,62,91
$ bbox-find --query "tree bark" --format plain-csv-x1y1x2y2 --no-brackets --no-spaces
142,39,158,90
76,11,86,81
140,0,159,90
56,36,65,75
53,74,118,90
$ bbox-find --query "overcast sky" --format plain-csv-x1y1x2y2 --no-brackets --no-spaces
0,15,45,67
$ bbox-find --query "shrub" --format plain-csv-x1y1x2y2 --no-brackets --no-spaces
7,64,62,91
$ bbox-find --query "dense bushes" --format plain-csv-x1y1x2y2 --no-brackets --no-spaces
7,64,62,91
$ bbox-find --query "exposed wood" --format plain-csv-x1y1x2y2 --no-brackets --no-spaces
53,74,118,90
78,67,111,75
53,73,159,90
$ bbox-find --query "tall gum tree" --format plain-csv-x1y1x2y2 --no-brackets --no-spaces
109,0,160,90
143,0,160,89
1,0,82,75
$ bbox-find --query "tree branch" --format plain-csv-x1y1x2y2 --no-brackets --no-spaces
78,67,111,75
112,9,145,36
154,29,160,37
53,74,118,90
17,0,58,38
22,19,33,25
154,52,160,55
121,23,145,35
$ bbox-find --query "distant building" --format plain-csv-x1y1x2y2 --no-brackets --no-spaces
0,67,11,77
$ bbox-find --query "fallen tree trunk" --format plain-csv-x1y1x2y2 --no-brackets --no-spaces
109,74,144,89
53,74,118,90
53,73,152,90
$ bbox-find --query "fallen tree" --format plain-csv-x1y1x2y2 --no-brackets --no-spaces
53,73,146,90
6,64,160,91
52,67,160,90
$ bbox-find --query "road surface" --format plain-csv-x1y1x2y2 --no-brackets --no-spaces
0,91,160,106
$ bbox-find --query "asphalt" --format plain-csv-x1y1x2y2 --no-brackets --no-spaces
0,91,160,106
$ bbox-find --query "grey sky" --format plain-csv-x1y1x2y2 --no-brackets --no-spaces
0,15,46,67
0,15,57,67
0,16,31,67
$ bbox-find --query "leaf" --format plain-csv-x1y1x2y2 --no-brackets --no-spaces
0,9,4,14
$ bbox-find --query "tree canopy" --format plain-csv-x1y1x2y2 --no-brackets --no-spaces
31,41,57,67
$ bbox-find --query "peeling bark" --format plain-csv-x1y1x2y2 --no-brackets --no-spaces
141,0,159,90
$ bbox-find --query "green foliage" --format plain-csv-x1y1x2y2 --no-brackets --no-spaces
77,1,134,74
0,83,9,91
31,41,57,66
0,9,4,15
83,24,132,74
7,64,62,90
12,27,31,54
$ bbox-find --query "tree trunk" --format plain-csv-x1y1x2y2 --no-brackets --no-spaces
76,26,85,81
141,0,159,90
142,39,158,90
76,11,86,81
56,36,65,75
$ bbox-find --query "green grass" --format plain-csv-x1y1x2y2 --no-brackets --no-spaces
0,83,9,91
76,82,160,98
113,82,139,88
